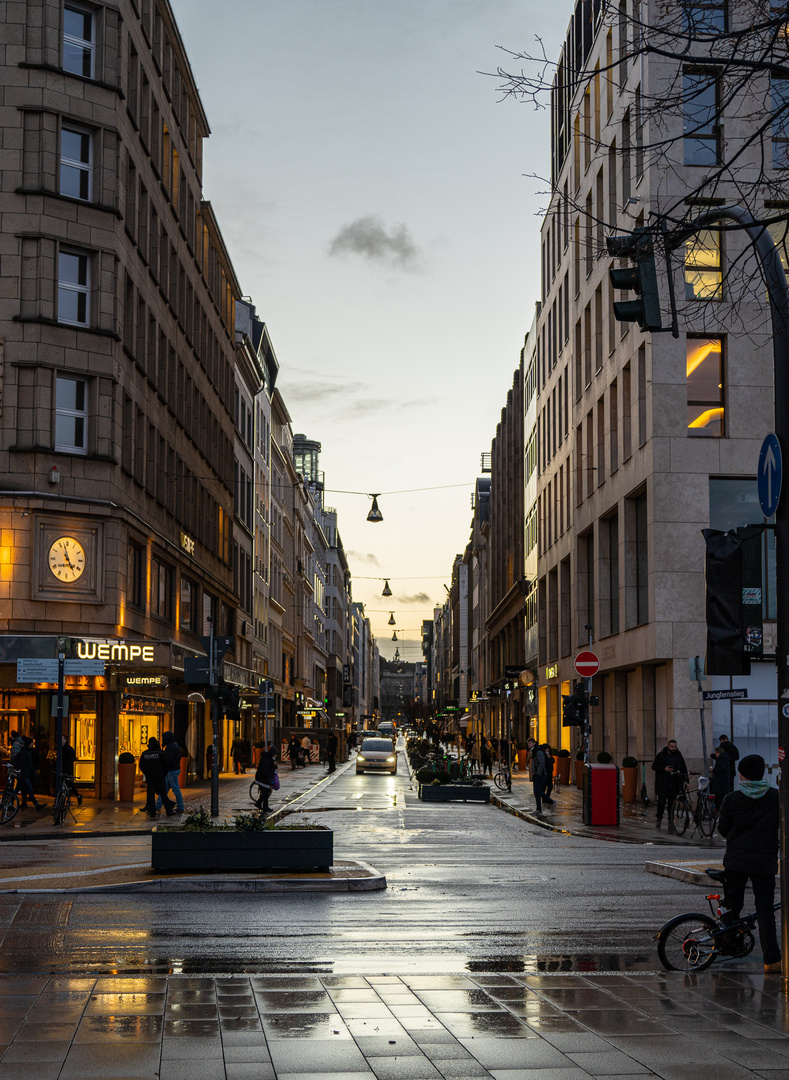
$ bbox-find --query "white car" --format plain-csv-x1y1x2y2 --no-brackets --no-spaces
356,738,398,775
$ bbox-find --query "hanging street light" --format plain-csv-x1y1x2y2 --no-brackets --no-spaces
388,612,396,625
382,579,392,596
392,631,398,641
394,648,400,660
367,495,383,523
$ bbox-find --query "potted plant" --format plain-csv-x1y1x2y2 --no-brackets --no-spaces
118,751,136,802
621,755,639,802
596,750,614,764
556,748,572,785
516,742,529,771
574,749,585,789
151,806,334,871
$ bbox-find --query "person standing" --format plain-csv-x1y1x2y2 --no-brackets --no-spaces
541,744,556,800
651,739,687,832
17,737,42,809
526,737,555,813
326,730,338,773
61,735,82,804
719,733,740,787
139,737,175,818
231,734,247,775
156,731,185,815
287,735,300,770
709,745,732,807
253,745,277,813
717,754,781,973
480,737,493,777
346,730,357,758
300,733,312,766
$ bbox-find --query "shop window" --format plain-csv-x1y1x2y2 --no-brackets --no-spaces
70,693,96,784
55,375,88,453
152,559,173,621
180,576,197,631
57,248,90,326
60,126,92,200
63,3,95,78
683,71,720,166
687,337,724,436
685,229,722,300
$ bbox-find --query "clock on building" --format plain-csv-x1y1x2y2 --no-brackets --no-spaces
47,536,87,582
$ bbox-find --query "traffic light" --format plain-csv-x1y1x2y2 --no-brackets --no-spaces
562,688,588,727
607,228,662,331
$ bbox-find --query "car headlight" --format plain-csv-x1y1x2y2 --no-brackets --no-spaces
386,756,395,762
356,755,365,762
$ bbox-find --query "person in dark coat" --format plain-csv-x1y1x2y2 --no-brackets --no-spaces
60,735,82,804
288,736,300,771
155,731,185,814
480,738,493,777
651,739,688,832
17,737,42,809
139,737,175,818
719,734,740,785
346,730,357,758
541,744,555,798
326,730,338,773
253,747,277,812
709,746,732,805
717,754,781,972
231,735,247,774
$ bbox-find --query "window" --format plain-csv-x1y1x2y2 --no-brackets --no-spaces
772,79,789,169
60,126,92,200
55,376,88,453
58,249,90,325
180,577,197,631
625,489,648,628
202,591,217,634
767,218,789,276
152,559,174,621
685,228,722,299
687,337,724,436
682,2,726,34
684,72,720,166
63,4,94,78
127,541,145,610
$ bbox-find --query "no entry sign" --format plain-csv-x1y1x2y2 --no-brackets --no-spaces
574,651,600,678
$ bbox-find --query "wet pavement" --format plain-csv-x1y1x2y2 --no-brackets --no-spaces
0,968,787,1079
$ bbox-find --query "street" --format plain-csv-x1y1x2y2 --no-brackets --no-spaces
0,762,724,976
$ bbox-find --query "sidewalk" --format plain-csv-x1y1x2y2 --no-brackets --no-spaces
488,770,724,849
0,967,785,1080
0,759,349,842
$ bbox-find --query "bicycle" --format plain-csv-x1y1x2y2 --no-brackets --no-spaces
0,766,21,824
52,773,80,826
670,774,717,838
656,867,779,972
448,755,484,784
493,761,512,793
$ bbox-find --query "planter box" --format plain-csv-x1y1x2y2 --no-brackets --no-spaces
418,783,490,803
151,827,333,872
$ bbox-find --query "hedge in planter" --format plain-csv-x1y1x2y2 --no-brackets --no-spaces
417,782,490,803
151,807,333,872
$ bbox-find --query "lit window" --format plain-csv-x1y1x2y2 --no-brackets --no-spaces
55,376,88,453
58,249,90,325
685,229,722,300
687,337,724,437
60,126,92,200
772,79,789,169
683,72,720,166
63,4,94,78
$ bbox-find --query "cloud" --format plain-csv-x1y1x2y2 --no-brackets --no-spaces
348,551,380,566
328,215,420,268
283,377,367,404
397,592,431,605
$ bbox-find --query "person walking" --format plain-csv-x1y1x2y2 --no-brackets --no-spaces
287,735,300,770
139,737,175,818
155,731,185,815
719,733,740,787
300,733,312,766
17,737,42,809
709,744,732,807
346,730,357,758
526,737,555,813
326,730,338,773
480,737,493,777
541,744,556,800
651,738,687,832
231,735,247,775
253,745,277,813
717,754,781,973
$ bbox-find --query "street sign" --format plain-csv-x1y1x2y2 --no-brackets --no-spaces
17,658,105,681
702,689,748,701
574,651,600,678
758,433,782,518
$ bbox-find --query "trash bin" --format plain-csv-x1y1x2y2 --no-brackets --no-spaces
582,763,620,825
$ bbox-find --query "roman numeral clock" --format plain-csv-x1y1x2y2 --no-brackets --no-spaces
35,519,103,602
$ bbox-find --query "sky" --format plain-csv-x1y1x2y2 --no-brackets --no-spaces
171,0,570,660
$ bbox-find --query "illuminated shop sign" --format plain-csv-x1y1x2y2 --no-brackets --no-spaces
545,664,559,680
77,641,155,662
125,675,169,688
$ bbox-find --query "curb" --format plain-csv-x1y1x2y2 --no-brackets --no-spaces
645,860,724,884
0,858,386,895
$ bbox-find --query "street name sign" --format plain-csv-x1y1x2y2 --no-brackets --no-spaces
758,433,782,518
17,658,105,681
702,688,748,701
574,651,600,678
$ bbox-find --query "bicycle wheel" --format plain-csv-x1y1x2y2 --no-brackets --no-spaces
249,780,261,802
0,791,19,824
52,794,66,826
671,794,692,835
657,913,720,972
493,770,509,791
698,797,717,838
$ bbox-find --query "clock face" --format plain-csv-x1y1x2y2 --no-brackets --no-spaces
48,536,86,582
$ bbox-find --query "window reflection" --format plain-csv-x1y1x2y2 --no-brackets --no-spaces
687,337,724,435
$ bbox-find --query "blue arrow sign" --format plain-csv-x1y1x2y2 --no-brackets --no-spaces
758,433,782,518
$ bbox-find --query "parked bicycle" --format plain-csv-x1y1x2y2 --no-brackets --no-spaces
671,774,717,838
493,761,512,793
52,773,81,826
656,867,779,972
448,755,483,784
0,766,21,824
